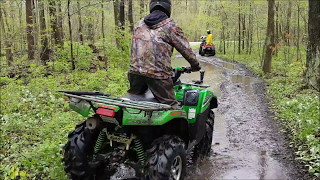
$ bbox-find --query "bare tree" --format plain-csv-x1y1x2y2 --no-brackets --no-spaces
140,0,144,18
39,0,50,62
120,0,125,30
262,0,275,73
128,0,134,32
68,0,75,70
305,0,320,91
1,8,13,66
77,0,84,44
26,0,35,60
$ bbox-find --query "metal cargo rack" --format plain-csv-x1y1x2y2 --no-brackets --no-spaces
60,91,172,112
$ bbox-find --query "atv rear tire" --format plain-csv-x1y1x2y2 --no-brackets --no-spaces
146,135,187,180
63,122,98,180
200,49,205,56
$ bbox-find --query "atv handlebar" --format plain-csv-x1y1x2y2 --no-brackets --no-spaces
172,67,192,83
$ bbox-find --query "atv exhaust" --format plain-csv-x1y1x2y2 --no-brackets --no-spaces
86,116,104,132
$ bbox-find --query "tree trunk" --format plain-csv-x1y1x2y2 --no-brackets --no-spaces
128,0,134,32
68,0,75,70
56,0,64,45
101,0,105,40
242,14,245,50
1,8,13,66
262,0,275,73
275,2,279,55
286,1,292,46
296,1,300,60
120,0,125,30
77,0,84,44
113,0,121,48
305,0,320,91
48,0,59,47
26,0,35,60
39,0,50,62
238,0,241,54
87,2,95,44
140,0,144,18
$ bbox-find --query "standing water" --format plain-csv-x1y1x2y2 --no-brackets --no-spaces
172,55,294,179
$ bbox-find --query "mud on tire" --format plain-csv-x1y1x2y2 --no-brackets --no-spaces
146,135,187,180
63,122,98,180
193,110,214,160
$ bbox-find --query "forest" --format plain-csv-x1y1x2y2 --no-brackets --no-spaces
0,0,319,179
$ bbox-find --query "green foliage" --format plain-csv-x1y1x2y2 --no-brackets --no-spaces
218,46,319,177
54,42,95,73
0,43,130,179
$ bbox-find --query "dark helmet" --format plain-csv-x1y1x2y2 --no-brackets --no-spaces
207,30,211,34
150,0,172,17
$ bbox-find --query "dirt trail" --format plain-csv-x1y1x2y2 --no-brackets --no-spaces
172,54,311,180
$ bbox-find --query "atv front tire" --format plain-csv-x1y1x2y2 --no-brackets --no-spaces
193,110,214,160
146,135,187,180
202,110,214,155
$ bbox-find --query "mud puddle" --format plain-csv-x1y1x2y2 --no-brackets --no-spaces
172,54,310,179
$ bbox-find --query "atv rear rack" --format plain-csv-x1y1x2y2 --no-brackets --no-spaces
62,93,172,112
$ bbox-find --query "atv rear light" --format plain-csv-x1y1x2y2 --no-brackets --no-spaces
188,108,196,119
97,104,117,110
96,108,115,117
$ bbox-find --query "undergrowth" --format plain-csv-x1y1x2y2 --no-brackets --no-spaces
218,46,320,177
0,41,130,179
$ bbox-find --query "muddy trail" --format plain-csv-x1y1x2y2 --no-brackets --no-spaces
172,53,311,180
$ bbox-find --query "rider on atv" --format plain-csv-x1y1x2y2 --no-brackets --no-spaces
128,0,201,110
206,30,213,46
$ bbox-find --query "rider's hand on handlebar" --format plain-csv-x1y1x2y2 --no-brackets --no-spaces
191,63,201,72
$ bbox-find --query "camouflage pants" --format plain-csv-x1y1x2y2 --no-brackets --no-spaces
127,73,178,110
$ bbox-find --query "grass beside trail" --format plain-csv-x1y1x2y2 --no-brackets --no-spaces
0,42,130,179
217,47,319,177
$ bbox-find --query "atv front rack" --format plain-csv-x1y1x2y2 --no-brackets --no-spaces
62,92,172,112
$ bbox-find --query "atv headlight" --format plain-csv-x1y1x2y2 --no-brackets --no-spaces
183,90,200,106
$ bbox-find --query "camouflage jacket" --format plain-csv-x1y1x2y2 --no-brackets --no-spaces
129,18,199,79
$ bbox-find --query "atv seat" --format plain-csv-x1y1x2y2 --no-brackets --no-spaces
124,90,159,103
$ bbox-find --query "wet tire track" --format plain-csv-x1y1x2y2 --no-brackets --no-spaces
175,53,312,180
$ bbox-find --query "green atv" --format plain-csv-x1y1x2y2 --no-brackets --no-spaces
61,67,218,180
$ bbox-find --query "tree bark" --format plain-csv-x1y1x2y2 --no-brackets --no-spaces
56,0,64,45
77,0,84,44
262,0,275,73
305,0,320,91
49,0,59,47
238,0,241,54
26,0,35,60
128,0,134,32
68,0,75,70
87,2,95,44
140,0,144,18
242,14,245,50
1,8,13,66
101,0,105,40
286,1,292,46
113,0,121,48
39,0,50,62
120,0,125,30
296,1,300,60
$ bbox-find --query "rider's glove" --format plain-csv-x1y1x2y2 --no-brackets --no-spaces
191,63,201,72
